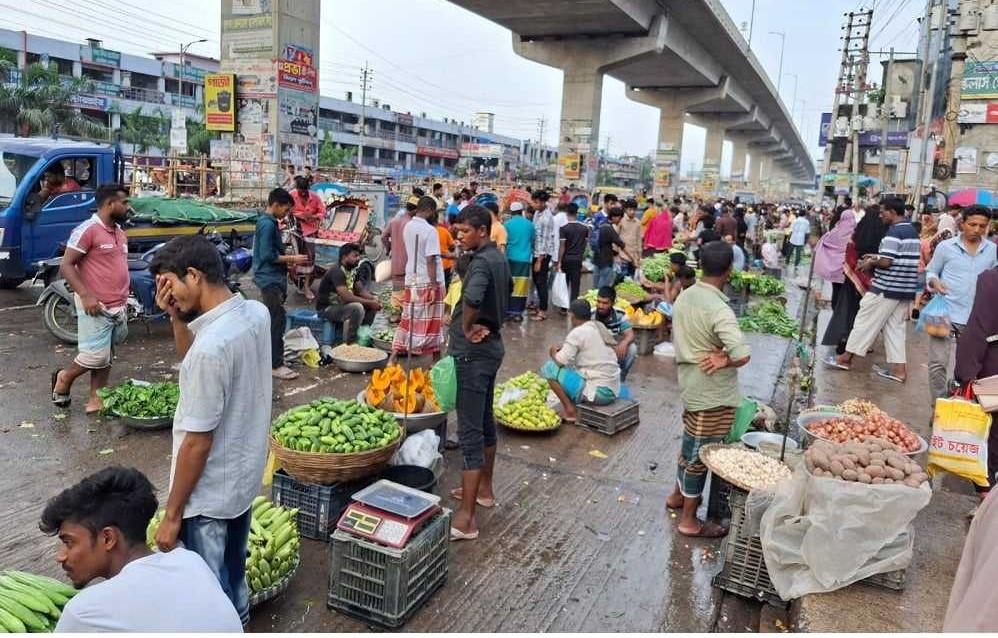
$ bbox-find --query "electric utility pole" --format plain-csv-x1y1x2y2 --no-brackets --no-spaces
358,62,372,168
912,0,946,212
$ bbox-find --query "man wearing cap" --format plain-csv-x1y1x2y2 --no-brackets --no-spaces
503,201,535,321
382,196,418,314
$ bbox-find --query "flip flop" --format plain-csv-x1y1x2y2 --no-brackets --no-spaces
822,355,851,371
874,367,906,384
449,488,497,508
678,521,729,539
450,526,479,541
530,314,547,322
51,369,71,408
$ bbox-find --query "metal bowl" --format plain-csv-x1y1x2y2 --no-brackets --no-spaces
741,431,799,451
796,412,928,456
119,414,173,430
371,336,394,352
355,390,447,431
332,350,388,373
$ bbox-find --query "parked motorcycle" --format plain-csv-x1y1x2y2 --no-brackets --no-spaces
35,228,252,344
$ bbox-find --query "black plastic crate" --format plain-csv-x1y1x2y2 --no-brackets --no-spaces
327,509,450,629
271,470,373,541
576,399,640,435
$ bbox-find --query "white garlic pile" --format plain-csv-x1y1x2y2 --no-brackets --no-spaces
709,447,791,490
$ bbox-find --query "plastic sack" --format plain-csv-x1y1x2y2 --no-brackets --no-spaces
374,259,392,283
283,326,319,362
429,355,457,412
928,389,993,487
653,341,675,357
916,294,952,337
725,398,758,443
551,273,570,309
357,325,373,347
758,464,931,599
391,429,442,469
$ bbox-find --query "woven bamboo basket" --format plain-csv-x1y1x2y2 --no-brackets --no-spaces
269,432,403,485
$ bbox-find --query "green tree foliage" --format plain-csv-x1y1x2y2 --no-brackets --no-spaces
0,61,107,138
318,130,356,166
118,106,168,152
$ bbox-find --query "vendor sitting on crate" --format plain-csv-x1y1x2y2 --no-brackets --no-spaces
592,286,637,381
315,242,381,344
542,299,621,424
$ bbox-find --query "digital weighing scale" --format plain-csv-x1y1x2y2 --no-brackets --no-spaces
336,479,442,549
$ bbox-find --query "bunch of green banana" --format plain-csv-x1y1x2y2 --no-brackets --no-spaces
145,496,301,595
0,571,78,633
246,496,300,594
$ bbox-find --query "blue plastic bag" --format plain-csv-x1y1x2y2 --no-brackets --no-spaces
916,294,951,335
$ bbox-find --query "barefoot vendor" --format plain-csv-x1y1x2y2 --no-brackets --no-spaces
667,241,751,538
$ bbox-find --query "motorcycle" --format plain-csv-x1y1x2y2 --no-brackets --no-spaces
35,227,252,344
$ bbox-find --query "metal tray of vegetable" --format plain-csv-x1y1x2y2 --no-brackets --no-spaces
97,379,178,430
737,300,800,338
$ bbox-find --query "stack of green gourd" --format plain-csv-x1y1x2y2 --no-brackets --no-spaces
0,571,77,632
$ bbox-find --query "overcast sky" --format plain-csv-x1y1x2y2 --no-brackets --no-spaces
3,0,924,175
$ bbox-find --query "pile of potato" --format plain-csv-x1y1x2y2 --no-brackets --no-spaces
804,438,929,488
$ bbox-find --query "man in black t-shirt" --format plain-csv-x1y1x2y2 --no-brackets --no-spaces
447,204,511,542
558,203,589,305
314,243,381,344
593,208,634,289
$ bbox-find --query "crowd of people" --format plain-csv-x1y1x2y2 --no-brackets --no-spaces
40,165,998,629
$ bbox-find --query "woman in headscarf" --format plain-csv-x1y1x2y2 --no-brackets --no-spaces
821,206,888,356
813,205,857,311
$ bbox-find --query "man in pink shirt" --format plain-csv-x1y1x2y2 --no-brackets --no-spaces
643,204,675,256
290,176,325,301
382,196,417,315
51,184,131,413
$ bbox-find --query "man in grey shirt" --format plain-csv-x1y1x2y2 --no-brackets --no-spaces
149,235,272,625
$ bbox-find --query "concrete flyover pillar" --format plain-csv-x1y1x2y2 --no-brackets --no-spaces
514,16,668,191
730,140,748,187
749,154,762,191
627,88,692,201
700,124,724,195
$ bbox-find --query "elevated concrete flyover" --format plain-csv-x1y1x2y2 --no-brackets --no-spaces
446,0,813,193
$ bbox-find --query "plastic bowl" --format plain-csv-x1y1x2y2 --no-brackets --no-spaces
741,431,799,451
380,465,437,495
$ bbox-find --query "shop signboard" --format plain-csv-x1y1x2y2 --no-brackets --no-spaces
562,153,581,180
80,46,120,67
459,142,503,158
169,64,206,84
278,89,316,136
818,112,832,147
957,102,998,124
655,148,679,188
205,73,237,132
955,146,979,174
68,94,109,111
963,61,998,99
231,0,271,14
857,130,909,147
417,146,459,160
278,44,317,92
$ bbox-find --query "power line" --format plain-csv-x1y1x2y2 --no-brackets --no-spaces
96,0,216,41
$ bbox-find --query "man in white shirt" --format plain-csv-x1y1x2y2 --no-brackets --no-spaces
149,235,272,625
42,467,242,632
789,212,811,267
390,196,446,363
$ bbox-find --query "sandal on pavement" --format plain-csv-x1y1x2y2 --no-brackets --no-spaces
822,355,850,371
449,488,497,508
272,366,299,380
874,367,906,384
450,526,479,541
678,521,729,539
530,314,547,322
51,369,71,408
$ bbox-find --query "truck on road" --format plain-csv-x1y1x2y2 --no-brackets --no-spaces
0,137,257,288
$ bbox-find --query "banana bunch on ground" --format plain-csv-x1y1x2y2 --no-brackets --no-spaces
146,496,300,595
0,570,77,632
632,308,663,327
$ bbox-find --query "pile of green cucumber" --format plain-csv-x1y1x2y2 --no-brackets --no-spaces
0,571,77,632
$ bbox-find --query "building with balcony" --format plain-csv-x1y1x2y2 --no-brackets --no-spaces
0,27,539,179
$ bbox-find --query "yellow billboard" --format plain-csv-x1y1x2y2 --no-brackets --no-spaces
204,73,236,132
562,153,581,180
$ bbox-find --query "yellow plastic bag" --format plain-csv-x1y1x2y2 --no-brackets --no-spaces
928,391,993,487
262,451,280,487
444,279,463,310
301,348,320,369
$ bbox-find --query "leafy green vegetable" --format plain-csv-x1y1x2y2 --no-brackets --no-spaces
97,380,179,418
738,300,800,338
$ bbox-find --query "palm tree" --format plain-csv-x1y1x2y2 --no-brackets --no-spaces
0,61,108,138
118,105,168,153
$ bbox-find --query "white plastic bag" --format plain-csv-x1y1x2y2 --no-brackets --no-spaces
653,341,675,357
374,259,392,283
392,429,442,469
551,272,570,309
496,387,528,408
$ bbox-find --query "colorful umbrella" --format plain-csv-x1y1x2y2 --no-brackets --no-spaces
948,188,995,207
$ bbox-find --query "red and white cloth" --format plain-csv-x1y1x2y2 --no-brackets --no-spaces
391,284,446,355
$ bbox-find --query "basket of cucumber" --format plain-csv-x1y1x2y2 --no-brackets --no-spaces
269,397,404,484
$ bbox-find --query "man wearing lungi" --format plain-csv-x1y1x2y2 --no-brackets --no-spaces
390,196,446,363
667,241,751,538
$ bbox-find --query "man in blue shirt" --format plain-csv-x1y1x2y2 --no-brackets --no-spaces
253,188,308,380
925,206,997,403
503,201,536,320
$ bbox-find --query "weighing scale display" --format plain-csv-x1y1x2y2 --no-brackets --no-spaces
342,509,381,535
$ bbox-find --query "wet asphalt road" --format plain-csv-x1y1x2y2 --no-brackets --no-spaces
0,278,795,632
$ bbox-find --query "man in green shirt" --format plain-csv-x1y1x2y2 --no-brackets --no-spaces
667,241,751,538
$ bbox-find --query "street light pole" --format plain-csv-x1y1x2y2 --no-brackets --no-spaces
785,72,799,117
748,0,757,48
770,31,786,92
179,38,207,107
